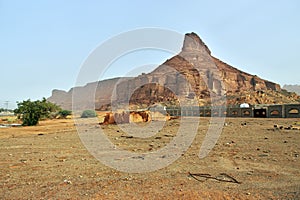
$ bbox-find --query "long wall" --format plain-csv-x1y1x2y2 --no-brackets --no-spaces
158,104,300,118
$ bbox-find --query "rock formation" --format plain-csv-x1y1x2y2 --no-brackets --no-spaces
113,32,283,108
48,32,299,110
48,78,123,110
283,84,300,95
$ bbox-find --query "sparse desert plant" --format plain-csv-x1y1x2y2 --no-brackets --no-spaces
81,110,97,118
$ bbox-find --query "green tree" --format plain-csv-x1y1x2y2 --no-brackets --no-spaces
14,98,61,126
81,110,97,118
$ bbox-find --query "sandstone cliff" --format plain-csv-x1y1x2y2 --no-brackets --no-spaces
48,32,299,110
48,78,123,110
113,32,285,108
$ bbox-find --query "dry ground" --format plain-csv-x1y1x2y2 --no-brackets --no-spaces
0,117,299,199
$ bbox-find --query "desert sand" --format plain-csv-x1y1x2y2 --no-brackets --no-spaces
0,117,299,199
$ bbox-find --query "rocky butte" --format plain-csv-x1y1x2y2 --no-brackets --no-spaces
48,32,299,110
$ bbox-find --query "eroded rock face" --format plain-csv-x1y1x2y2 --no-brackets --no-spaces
48,78,123,110
113,32,281,107
49,32,295,110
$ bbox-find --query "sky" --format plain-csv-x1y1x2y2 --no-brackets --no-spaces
0,0,299,109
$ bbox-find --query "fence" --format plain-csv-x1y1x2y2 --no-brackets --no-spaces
150,104,300,118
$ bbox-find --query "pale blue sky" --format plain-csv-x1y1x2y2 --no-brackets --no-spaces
0,0,299,108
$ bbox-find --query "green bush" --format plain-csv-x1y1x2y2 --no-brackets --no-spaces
81,110,97,118
58,110,72,118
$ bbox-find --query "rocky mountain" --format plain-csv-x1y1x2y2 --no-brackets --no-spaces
283,85,300,95
48,32,299,110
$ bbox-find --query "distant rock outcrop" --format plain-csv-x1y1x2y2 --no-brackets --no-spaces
48,32,299,110
283,85,300,95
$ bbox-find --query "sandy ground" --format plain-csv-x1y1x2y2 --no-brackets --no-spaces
0,117,300,199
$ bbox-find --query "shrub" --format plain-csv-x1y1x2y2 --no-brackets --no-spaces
58,110,72,119
81,110,97,118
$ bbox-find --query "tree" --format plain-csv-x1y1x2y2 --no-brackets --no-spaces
14,98,61,126
81,110,97,118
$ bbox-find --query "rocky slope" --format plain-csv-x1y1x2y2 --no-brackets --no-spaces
113,33,296,108
48,32,299,110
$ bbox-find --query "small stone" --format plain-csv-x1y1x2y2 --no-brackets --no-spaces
64,179,72,184
258,154,269,157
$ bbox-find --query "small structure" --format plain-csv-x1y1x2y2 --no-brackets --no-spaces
253,105,268,118
267,105,283,118
240,103,250,108
284,104,300,118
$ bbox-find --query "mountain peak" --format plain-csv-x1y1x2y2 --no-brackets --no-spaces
182,32,211,55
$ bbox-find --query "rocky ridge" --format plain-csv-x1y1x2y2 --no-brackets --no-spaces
48,32,299,110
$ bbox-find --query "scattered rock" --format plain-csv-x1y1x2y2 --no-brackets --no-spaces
164,134,173,137
258,154,269,157
63,179,72,184
121,135,133,139
132,156,144,160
